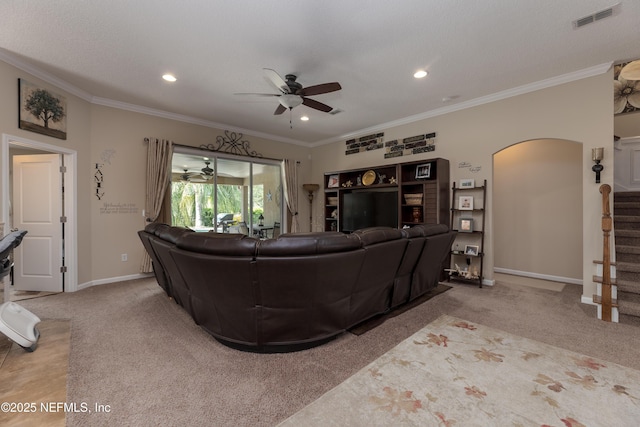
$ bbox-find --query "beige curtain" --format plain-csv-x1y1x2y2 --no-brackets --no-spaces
282,159,300,233
141,137,173,272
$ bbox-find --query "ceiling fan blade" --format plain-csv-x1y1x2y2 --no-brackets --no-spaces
302,97,333,113
234,92,280,97
274,104,287,115
300,82,342,97
263,68,290,93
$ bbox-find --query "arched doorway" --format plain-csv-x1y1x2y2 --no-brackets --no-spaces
493,139,582,283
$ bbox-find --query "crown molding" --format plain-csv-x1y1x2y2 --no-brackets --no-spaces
311,62,614,147
1,48,612,149
0,48,94,102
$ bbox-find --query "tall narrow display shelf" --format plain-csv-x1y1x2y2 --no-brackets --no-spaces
449,179,486,288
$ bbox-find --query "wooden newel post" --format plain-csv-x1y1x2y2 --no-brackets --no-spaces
599,184,612,322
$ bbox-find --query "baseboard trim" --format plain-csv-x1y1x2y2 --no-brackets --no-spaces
581,295,597,306
494,267,582,286
77,273,153,291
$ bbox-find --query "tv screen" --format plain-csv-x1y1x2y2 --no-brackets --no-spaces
341,190,398,232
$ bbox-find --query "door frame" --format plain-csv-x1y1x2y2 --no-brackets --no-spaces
2,134,78,292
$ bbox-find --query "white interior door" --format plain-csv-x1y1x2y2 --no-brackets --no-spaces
12,154,64,292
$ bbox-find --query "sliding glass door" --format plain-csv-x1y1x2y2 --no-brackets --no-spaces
170,149,283,237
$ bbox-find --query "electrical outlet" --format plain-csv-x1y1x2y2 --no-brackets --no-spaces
121,253,128,262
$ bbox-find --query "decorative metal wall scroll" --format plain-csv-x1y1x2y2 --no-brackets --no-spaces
200,130,262,158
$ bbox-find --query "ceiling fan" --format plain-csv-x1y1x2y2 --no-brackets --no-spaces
236,68,342,115
176,161,214,182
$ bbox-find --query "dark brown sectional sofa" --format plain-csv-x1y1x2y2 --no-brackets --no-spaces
138,223,455,352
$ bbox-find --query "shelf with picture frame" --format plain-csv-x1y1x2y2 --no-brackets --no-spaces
448,178,486,288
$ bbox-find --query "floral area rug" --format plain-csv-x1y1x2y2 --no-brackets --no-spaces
279,315,640,426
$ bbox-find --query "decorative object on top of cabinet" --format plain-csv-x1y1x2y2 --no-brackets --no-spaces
362,170,376,186
459,178,475,188
415,163,431,179
327,174,339,188
449,179,486,288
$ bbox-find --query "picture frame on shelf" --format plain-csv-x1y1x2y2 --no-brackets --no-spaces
415,163,431,179
459,195,473,210
464,245,479,256
459,178,475,188
327,174,339,188
458,217,474,232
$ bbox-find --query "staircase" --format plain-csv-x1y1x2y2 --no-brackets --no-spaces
614,191,640,321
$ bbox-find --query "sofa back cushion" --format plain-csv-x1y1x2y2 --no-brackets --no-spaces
257,232,361,256
176,232,258,256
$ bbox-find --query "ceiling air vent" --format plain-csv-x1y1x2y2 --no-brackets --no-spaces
573,3,620,29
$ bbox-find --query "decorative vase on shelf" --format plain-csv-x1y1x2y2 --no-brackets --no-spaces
412,207,421,223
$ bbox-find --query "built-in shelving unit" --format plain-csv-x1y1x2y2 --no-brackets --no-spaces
448,179,486,288
323,158,450,232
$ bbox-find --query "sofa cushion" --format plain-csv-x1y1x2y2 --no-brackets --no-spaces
176,232,258,256
257,232,361,256
352,227,403,246
157,226,193,243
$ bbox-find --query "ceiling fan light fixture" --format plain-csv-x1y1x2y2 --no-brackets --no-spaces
278,94,303,109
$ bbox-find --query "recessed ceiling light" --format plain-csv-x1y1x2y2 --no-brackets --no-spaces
162,74,177,82
414,70,428,79
300,116,309,121
442,95,460,102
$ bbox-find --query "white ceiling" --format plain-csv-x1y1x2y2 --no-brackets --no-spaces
1,1,638,146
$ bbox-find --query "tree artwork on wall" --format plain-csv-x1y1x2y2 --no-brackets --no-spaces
18,79,67,140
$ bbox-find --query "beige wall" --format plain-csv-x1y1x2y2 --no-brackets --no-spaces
1,59,311,286
1,57,615,300
494,139,582,280
311,72,613,299
614,110,640,138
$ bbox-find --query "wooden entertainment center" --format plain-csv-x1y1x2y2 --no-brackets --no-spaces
323,158,450,232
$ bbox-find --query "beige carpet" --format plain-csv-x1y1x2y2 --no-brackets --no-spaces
10,277,640,426
280,314,640,426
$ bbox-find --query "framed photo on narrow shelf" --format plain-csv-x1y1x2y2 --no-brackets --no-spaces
459,217,473,232
459,178,475,188
464,245,479,256
459,195,473,210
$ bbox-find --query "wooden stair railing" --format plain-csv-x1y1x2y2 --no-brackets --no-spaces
599,184,613,322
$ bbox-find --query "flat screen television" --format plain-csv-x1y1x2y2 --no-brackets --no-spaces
341,189,398,232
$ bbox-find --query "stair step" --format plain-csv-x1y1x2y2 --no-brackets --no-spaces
616,261,640,273
592,294,619,307
616,279,640,293
614,201,640,208
615,245,640,254
614,215,640,222
614,191,640,201
618,299,640,317
615,229,640,238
